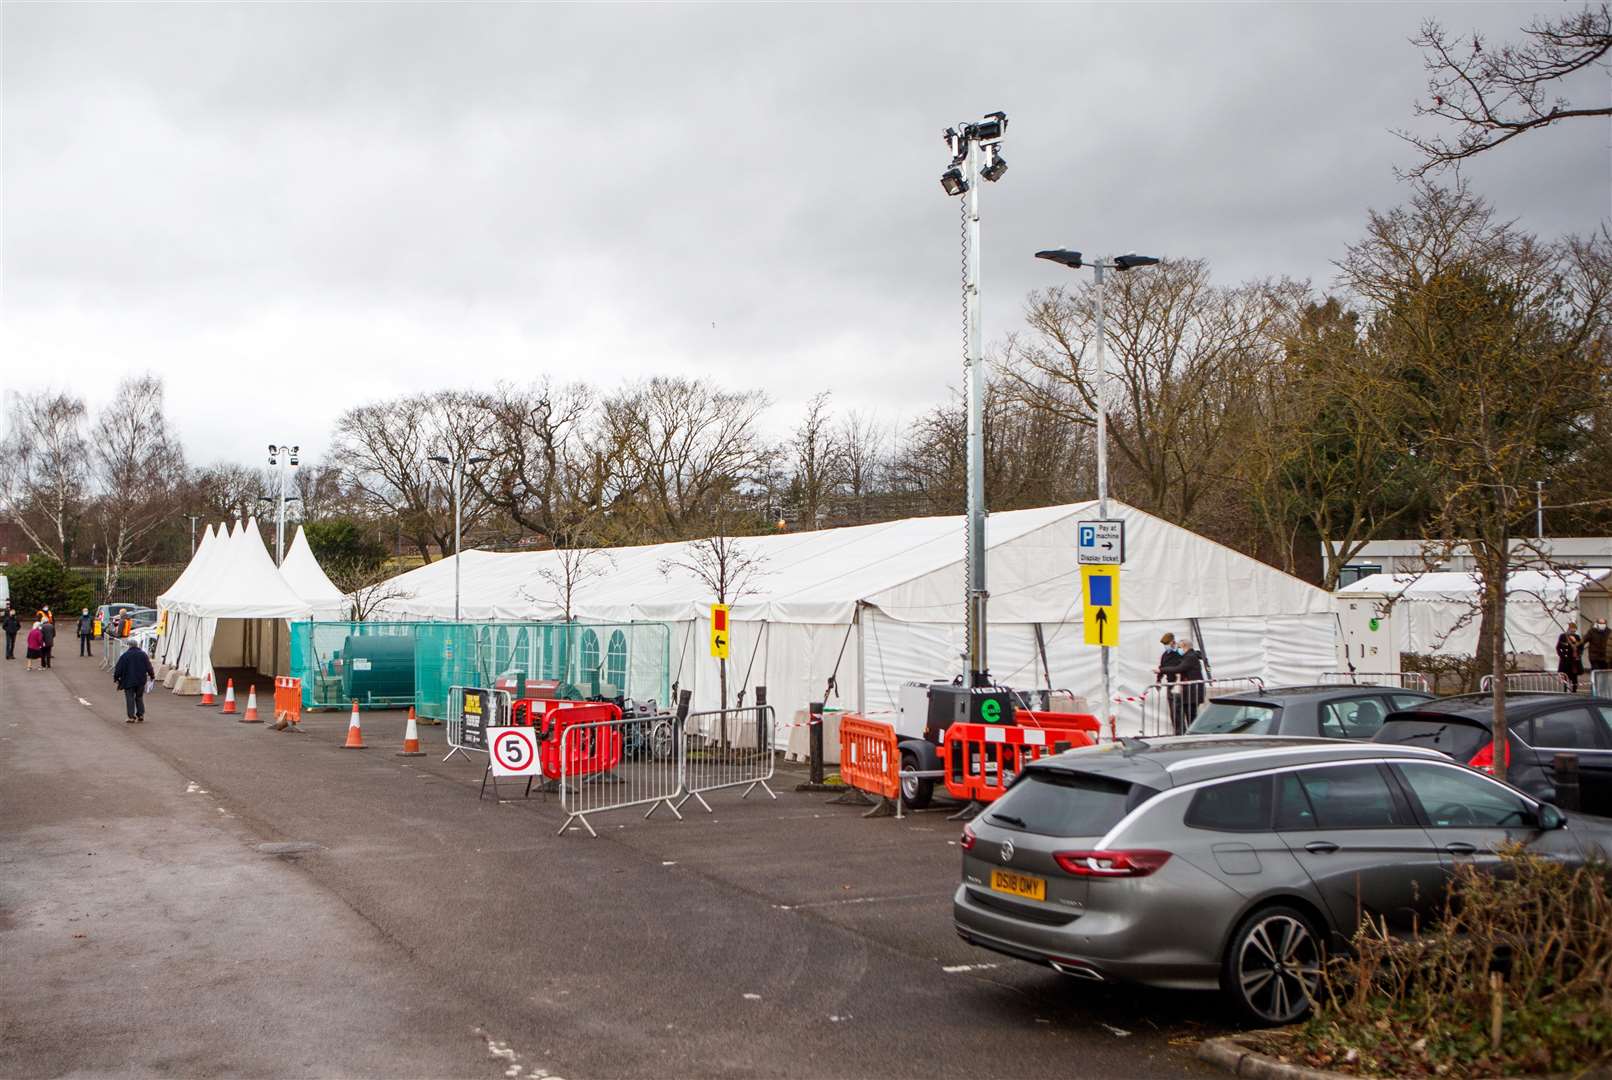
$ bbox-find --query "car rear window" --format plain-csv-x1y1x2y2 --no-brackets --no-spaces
985,770,1154,837
1374,718,1490,762
1188,701,1281,735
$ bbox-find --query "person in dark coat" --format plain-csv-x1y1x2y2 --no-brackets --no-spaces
77,608,94,657
1155,632,1182,732
2,607,19,660
39,617,56,669
1160,638,1208,731
113,641,155,722
1585,618,1611,672
1557,623,1586,692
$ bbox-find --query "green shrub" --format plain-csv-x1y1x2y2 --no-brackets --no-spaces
5,558,95,616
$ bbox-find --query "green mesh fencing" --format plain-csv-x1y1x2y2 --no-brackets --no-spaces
289,619,672,717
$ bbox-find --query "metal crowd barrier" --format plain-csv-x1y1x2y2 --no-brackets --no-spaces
1135,677,1265,737
676,705,778,813
1318,671,1433,693
1478,672,1574,694
1595,669,1612,699
556,714,684,837
443,685,513,763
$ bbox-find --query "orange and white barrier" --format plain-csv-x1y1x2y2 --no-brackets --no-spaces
836,714,901,802
273,676,303,731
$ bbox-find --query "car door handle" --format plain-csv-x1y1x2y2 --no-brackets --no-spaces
1304,841,1339,854
1443,842,1478,855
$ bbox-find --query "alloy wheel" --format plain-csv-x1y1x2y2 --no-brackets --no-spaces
1235,913,1321,1024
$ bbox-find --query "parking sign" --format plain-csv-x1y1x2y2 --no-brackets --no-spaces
1077,520,1124,565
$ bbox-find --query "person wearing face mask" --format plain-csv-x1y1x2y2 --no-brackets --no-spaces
1585,617,1611,674
1557,622,1586,692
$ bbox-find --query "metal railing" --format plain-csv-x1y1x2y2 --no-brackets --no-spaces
1318,671,1433,693
1478,672,1575,694
1595,669,1612,699
677,705,778,813
1135,677,1266,737
556,715,684,837
443,685,512,763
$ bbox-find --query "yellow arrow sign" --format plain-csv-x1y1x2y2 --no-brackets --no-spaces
710,603,730,659
1082,566,1119,646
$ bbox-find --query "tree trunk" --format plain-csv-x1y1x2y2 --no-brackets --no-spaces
1487,562,1510,783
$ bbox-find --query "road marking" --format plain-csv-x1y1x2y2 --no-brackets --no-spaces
1101,1023,1132,1038
77,697,92,708
743,993,761,1001
941,962,1000,973
772,891,935,911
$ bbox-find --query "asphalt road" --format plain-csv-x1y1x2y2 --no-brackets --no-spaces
2,654,1230,1078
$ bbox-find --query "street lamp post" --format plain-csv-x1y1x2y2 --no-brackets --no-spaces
1033,249,1160,726
939,111,1008,687
266,444,301,565
428,453,490,622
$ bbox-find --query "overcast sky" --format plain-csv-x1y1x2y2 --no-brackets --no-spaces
3,2,1608,469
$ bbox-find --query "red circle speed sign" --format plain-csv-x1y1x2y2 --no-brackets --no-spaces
491,728,538,774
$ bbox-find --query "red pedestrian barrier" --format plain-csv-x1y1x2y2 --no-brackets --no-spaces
1017,710,1102,736
273,676,303,730
541,702,623,781
941,721,1095,805
836,714,900,801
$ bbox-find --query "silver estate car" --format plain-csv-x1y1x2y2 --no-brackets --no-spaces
952,736,1612,1024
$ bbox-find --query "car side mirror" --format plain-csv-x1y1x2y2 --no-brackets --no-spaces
1536,804,1568,831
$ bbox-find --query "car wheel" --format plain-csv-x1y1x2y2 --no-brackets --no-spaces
1222,905,1324,1026
900,749,933,809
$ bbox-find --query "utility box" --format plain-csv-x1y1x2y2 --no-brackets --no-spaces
924,684,1016,742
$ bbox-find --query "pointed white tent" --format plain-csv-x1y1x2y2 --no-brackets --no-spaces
156,523,223,670
370,501,1337,732
278,526,349,619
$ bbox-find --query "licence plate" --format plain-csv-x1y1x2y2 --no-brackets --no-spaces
990,868,1046,901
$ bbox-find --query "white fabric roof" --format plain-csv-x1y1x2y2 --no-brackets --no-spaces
371,501,1333,625
156,523,220,609
165,518,318,619
1337,569,1612,601
278,526,349,619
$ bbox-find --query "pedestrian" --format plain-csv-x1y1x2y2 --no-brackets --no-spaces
112,638,155,723
1160,637,1208,730
39,616,56,669
2,606,19,660
1557,622,1586,692
1586,617,1611,673
77,608,94,657
24,622,44,671
1155,632,1182,733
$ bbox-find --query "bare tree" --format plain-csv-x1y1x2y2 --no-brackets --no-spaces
91,375,184,595
1402,5,1611,176
188,463,267,524
292,462,352,522
658,509,770,718
839,409,889,520
788,391,844,529
325,561,414,622
0,389,91,566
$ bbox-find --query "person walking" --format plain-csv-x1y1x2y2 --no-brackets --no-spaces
1585,618,1611,676
24,622,44,671
2,606,19,660
39,616,56,669
77,608,94,657
112,638,155,723
1160,637,1208,730
1558,623,1586,692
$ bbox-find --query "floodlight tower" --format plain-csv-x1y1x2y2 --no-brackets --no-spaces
266,444,301,566
939,111,1008,687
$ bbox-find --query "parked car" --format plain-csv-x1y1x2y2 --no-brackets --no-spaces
1373,693,1612,816
1188,685,1434,740
93,603,140,638
952,736,1612,1025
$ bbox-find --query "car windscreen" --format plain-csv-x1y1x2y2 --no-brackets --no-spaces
1188,701,1281,735
1374,717,1490,761
983,769,1155,837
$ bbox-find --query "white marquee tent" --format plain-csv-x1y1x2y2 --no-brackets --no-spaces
371,502,1337,732
279,526,349,618
1335,569,1612,663
156,519,345,690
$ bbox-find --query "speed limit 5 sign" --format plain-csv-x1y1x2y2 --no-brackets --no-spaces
487,726,542,777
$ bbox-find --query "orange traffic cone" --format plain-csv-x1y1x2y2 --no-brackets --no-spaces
239,684,262,724
220,678,238,715
196,673,216,706
341,700,366,749
396,707,425,756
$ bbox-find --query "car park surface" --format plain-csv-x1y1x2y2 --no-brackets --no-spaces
953,735,1612,1025
1187,685,1433,740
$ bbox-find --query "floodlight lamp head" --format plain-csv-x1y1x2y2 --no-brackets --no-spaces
940,167,968,197
1113,253,1161,272
973,111,1007,142
981,145,1007,182
1035,249,1084,270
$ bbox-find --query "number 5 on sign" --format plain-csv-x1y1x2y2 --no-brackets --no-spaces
1082,566,1119,646
710,603,730,659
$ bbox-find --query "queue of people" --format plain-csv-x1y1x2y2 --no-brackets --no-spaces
1557,618,1612,693
3,603,101,670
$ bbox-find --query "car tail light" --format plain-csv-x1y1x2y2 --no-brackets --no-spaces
960,824,976,851
1053,850,1172,877
1467,739,1511,775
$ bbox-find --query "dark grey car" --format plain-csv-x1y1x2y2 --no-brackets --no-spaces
1188,685,1433,740
952,737,1612,1024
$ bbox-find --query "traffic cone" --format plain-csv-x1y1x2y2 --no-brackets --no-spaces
196,673,216,706
220,678,238,715
239,684,262,724
341,700,366,749
396,707,425,756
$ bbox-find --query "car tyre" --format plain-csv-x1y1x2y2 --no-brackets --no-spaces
900,748,933,809
1221,904,1324,1026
